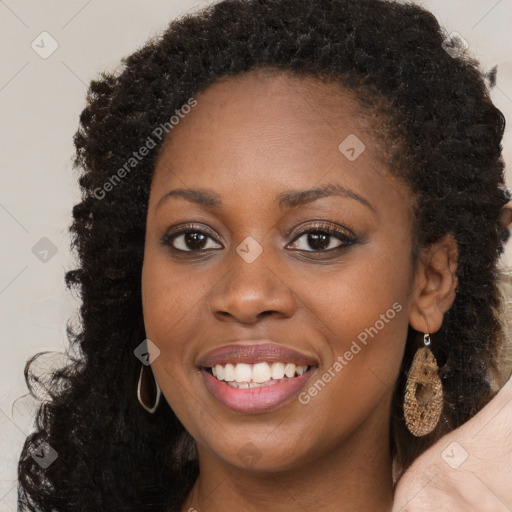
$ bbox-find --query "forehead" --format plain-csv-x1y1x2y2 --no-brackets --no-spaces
155,71,375,167
150,69,411,215
174,69,366,142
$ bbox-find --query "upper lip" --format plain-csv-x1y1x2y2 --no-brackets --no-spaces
197,341,319,368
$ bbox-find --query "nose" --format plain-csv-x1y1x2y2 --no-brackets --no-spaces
208,248,296,325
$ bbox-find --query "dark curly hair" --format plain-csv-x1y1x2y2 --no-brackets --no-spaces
17,0,509,510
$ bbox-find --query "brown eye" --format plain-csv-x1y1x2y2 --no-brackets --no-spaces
288,223,357,252
161,224,222,252
290,232,340,251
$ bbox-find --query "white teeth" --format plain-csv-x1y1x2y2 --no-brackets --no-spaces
224,363,236,381
271,362,285,380
284,363,296,378
234,363,252,383
252,362,271,383
296,365,307,376
215,364,225,380
209,362,309,385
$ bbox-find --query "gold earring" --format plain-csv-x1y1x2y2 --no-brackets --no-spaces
404,333,443,436
137,363,161,414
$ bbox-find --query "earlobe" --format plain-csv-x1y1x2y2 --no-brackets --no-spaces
409,234,459,334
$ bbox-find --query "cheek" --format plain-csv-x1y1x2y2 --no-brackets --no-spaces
302,231,411,335
321,245,410,365
141,248,212,348
293,244,411,432
141,251,209,428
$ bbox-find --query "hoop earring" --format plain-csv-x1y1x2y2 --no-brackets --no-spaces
404,333,443,437
137,363,161,414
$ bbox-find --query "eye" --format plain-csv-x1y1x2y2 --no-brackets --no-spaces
287,222,357,252
161,224,223,252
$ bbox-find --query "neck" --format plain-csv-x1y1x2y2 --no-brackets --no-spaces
181,412,394,512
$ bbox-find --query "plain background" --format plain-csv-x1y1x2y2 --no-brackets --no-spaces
1,0,511,509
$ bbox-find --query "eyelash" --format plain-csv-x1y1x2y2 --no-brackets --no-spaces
160,221,358,255
290,222,357,251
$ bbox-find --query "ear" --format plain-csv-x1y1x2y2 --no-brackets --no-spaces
409,234,458,334
500,205,512,229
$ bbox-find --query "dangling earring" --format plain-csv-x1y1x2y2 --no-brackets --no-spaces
137,363,161,414
404,333,443,436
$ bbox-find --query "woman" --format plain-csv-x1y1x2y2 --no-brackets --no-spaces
17,0,511,510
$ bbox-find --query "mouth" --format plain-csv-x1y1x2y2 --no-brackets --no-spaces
197,342,318,413
205,362,312,388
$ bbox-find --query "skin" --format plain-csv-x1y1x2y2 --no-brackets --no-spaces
141,69,458,512
392,374,512,512
392,208,512,512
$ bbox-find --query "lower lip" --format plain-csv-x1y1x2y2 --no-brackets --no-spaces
201,368,315,413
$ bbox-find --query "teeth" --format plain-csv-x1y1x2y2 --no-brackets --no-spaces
284,363,296,378
234,363,252,382
252,362,271,383
210,362,309,384
227,379,281,388
224,363,236,381
271,362,285,380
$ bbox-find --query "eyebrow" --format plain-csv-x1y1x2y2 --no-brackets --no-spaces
156,183,374,212
277,183,374,211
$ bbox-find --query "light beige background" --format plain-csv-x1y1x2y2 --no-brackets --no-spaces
1,1,511,509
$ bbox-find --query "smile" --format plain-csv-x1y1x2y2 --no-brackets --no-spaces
201,363,316,414
197,341,319,413
208,362,310,388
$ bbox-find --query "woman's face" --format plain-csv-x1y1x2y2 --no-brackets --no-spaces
142,71,419,472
